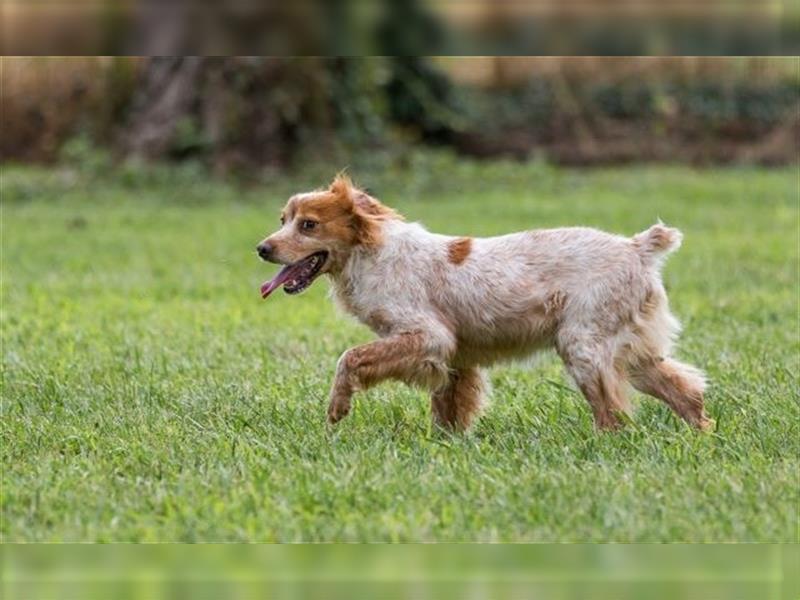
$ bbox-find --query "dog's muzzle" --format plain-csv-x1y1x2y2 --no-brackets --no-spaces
256,242,273,261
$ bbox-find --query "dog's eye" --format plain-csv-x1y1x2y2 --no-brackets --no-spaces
280,216,286,226
301,220,317,231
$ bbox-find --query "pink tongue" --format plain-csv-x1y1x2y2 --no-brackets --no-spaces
260,263,302,299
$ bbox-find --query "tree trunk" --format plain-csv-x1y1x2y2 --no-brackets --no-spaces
122,57,205,159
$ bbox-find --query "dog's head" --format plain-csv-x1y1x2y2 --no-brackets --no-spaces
257,174,401,298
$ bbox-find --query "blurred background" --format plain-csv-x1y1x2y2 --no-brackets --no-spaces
2,3,797,594
3,544,797,600
3,0,798,56
2,55,798,176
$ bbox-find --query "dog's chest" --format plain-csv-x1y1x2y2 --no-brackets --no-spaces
332,280,397,336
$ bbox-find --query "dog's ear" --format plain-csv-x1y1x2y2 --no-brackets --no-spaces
329,174,401,247
329,173,355,207
353,191,395,218
351,192,403,247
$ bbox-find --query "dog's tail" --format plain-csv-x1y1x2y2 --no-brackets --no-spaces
632,223,683,269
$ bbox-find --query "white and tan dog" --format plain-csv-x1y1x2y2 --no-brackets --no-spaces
257,175,710,432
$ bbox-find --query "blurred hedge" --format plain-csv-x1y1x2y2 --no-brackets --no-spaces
1,57,797,170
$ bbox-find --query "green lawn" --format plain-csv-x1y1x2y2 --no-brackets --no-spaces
2,157,798,542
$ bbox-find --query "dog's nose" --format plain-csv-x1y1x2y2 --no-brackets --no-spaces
256,242,273,260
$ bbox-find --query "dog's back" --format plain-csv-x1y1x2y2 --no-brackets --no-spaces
427,227,643,362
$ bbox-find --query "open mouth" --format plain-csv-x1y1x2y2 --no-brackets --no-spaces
260,251,328,299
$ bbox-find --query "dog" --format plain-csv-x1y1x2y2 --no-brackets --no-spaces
256,174,711,432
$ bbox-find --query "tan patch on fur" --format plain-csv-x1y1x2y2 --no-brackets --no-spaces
329,175,403,248
347,332,448,391
327,331,449,424
265,174,404,267
629,358,711,430
329,173,353,199
295,193,357,246
447,237,472,265
642,225,676,251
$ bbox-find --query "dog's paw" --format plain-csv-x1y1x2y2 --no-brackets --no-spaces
326,401,351,425
697,416,716,433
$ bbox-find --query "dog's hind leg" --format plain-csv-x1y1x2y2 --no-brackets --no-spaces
626,285,712,430
571,366,629,431
629,358,711,430
558,339,630,431
431,367,487,432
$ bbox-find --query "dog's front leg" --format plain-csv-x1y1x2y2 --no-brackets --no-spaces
327,331,451,424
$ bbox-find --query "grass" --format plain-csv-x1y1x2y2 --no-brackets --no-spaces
2,156,798,542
